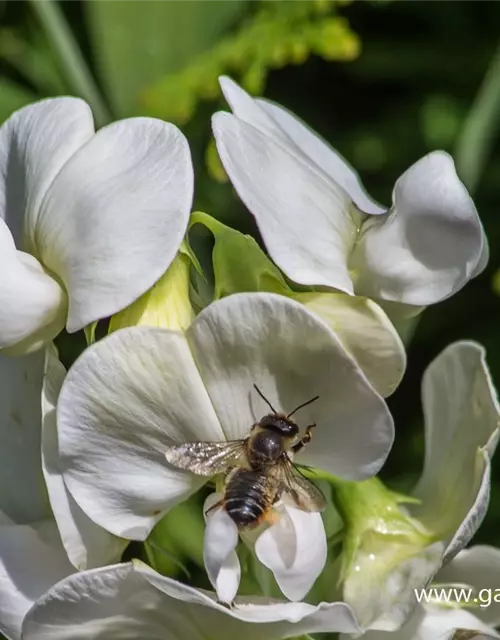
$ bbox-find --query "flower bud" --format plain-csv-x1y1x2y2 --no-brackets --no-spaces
109,248,194,332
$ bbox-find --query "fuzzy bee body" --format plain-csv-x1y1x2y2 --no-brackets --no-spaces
224,467,277,528
164,386,326,530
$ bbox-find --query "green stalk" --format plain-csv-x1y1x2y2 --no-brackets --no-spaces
455,39,500,193
29,0,112,127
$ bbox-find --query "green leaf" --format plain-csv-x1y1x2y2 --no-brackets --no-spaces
85,0,248,117
0,28,66,97
190,211,291,300
455,39,500,193
29,0,112,127
0,78,36,124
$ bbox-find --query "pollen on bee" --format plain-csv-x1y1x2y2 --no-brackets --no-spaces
261,507,281,527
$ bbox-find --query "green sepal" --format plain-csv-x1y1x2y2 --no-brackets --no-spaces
190,211,292,300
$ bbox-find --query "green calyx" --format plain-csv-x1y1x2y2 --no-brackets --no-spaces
189,211,292,301
332,476,435,582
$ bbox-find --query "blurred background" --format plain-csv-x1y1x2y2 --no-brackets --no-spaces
2,0,499,588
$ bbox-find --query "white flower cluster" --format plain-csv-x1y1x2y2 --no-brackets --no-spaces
0,78,499,640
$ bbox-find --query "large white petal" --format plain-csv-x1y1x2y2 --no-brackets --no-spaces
0,221,66,352
295,292,406,397
187,293,394,480
255,506,326,601
57,327,225,540
23,562,362,639
437,546,500,627
256,100,386,215
0,350,49,522
203,495,240,604
0,97,94,249
36,118,193,332
41,347,127,569
212,112,356,292
353,152,485,305
355,605,499,640
411,341,500,547
219,76,384,215
0,520,73,640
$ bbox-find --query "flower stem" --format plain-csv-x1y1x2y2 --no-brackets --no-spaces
29,0,112,128
455,39,500,193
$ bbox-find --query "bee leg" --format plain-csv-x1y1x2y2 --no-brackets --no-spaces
218,599,236,609
291,423,316,453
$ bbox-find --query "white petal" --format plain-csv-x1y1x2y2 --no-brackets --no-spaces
36,119,193,332
212,112,356,292
355,605,499,640
41,346,127,569
0,349,49,522
472,231,489,277
0,520,73,640
256,100,386,215
57,327,224,540
437,545,500,627
219,76,384,215
0,97,94,249
353,152,485,305
443,449,493,562
411,341,500,545
255,506,326,601
203,496,240,604
188,293,394,480
296,292,406,397
0,221,66,352
416,606,499,640
23,562,362,639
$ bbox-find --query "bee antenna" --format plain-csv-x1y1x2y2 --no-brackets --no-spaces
287,395,320,418
253,384,277,414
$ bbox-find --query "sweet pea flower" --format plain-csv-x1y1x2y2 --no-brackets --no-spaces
349,545,500,640
0,348,125,639
21,561,363,639
335,341,499,632
212,78,487,310
191,211,406,398
56,293,394,603
0,516,74,640
0,97,193,354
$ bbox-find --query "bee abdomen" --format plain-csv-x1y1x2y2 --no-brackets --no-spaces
224,469,273,529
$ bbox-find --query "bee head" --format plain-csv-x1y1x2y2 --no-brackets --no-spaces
259,413,299,437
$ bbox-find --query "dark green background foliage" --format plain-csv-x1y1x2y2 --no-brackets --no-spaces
1,0,499,563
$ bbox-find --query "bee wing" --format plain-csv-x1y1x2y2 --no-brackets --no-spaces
164,440,246,476
278,458,326,512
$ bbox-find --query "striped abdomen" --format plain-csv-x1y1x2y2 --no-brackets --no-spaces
224,468,277,529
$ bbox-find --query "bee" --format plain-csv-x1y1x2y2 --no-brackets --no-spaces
164,384,325,529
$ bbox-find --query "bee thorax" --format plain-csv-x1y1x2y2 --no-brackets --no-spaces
247,430,284,468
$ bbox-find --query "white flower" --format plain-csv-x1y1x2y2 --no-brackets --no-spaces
337,341,499,631
347,545,500,640
56,292,394,602
0,98,193,354
0,517,74,640
191,210,406,398
22,561,363,639
0,346,125,639
212,77,487,310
